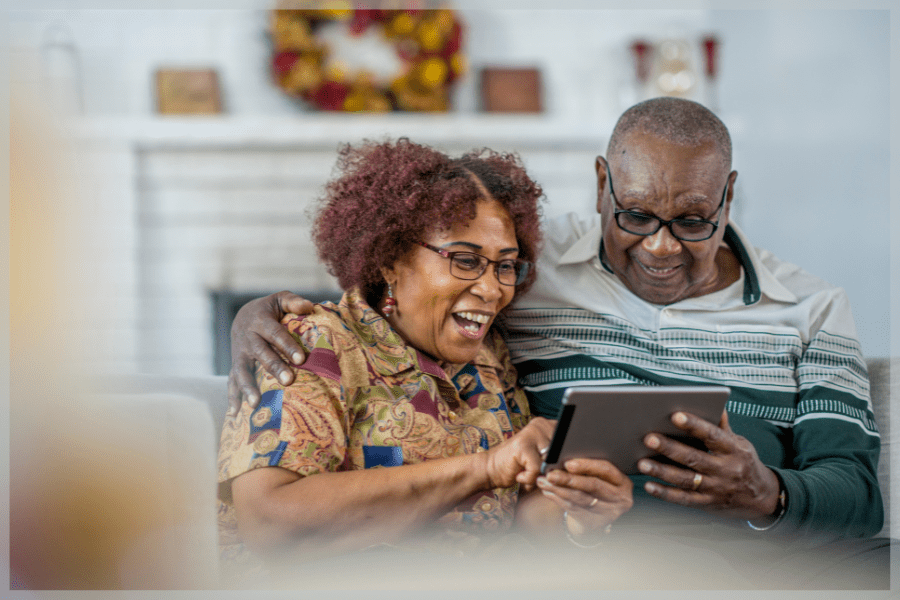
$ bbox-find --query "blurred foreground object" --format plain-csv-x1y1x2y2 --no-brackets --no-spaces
10,392,220,589
9,91,219,590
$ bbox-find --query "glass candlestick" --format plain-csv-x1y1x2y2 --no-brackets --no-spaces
41,22,84,116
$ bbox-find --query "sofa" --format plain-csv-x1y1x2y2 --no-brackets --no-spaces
21,358,894,589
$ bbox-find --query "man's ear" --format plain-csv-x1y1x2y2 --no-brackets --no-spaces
595,156,609,215
723,169,738,222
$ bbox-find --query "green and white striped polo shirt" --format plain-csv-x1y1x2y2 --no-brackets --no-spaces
499,212,882,539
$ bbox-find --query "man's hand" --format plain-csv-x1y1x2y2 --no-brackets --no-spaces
636,411,781,521
227,291,314,416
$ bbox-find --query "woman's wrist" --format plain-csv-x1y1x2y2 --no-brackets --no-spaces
473,447,497,491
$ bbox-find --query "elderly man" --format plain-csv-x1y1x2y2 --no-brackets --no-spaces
226,98,888,587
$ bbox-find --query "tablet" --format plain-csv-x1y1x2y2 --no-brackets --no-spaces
540,385,730,475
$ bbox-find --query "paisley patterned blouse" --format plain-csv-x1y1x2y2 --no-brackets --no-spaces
217,288,532,570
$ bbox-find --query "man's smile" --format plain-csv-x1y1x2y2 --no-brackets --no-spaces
633,258,683,278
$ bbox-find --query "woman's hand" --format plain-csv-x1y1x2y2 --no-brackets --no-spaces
227,291,314,415
536,458,634,537
636,411,781,521
483,417,556,492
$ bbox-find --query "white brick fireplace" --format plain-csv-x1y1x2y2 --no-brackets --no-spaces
70,115,608,376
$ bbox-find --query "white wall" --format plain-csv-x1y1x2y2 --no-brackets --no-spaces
9,8,715,119
711,10,891,360
7,6,894,363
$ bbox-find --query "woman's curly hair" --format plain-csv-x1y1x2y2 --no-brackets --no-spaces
312,138,544,307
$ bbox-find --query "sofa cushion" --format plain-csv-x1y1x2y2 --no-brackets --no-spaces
85,373,230,449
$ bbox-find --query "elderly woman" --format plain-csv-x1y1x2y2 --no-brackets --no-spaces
217,139,633,574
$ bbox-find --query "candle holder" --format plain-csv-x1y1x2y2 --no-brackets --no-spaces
630,39,652,102
702,35,720,110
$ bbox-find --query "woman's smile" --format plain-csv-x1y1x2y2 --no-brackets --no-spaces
452,311,493,339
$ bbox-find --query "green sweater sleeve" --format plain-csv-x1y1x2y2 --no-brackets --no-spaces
767,382,883,542
763,304,883,543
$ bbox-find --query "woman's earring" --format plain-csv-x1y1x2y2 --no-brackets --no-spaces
383,283,397,317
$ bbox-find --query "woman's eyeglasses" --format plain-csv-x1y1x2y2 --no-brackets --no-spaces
414,241,531,286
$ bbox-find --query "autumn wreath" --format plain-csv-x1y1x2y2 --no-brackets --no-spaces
270,3,465,112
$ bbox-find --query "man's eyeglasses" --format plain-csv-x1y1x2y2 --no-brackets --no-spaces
415,241,531,286
606,164,728,242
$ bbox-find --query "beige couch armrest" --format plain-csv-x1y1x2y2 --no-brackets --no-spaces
867,357,894,539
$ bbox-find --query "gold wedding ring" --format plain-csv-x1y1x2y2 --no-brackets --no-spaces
691,472,703,491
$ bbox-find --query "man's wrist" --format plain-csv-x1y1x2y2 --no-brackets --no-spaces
747,472,787,531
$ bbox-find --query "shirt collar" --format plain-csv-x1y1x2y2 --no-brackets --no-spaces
724,222,797,304
557,217,797,306
559,215,606,266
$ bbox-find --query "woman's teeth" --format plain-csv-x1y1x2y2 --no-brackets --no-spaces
455,312,489,333
457,312,490,323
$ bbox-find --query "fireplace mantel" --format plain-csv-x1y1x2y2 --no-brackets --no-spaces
68,113,617,152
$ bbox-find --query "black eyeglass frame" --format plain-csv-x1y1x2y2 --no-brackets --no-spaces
605,163,729,242
414,241,531,286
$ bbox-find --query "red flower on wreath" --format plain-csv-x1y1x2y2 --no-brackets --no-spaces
311,80,350,111
273,50,299,76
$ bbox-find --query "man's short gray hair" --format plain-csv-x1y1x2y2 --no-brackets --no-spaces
607,97,732,171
